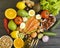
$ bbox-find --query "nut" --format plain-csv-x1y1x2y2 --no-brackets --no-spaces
23,0,35,8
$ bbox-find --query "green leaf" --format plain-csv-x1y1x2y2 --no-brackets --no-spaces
47,0,57,3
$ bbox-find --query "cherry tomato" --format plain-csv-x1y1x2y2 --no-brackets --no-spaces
41,10,50,18
14,16,23,25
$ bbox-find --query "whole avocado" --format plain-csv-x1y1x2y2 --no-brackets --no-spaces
33,3,41,13
8,20,17,31
17,10,29,17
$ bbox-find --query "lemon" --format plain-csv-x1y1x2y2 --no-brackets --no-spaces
10,31,19,38
16,1,26,9
5,8,17,19
14,38,24,48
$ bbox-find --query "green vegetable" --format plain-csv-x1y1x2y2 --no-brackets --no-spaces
43,32,56,36
38,33,43,39
51,20,60,30
17,10,29,17
47,0,57,3
40,0,60,16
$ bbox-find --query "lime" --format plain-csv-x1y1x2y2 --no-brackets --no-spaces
10,31,19,38
16,1,26,9
5,8,17,19
18,33,25,39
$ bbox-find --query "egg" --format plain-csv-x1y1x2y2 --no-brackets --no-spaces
36,14,41,19
20,22,26,29
28,10,35,16
42,36,49,42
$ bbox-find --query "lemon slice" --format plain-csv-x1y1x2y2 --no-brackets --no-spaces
5,8,17,19
28,10,35,16
10,31,19,39
14,38,24,48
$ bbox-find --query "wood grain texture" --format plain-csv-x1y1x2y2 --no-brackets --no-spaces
0,0,60,48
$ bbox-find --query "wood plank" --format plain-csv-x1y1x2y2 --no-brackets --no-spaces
37,38,60,46
51,29,60,37
0,0,19,11
37,46,60,48
56,13,60,20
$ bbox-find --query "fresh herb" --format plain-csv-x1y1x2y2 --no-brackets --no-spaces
40,0,60,16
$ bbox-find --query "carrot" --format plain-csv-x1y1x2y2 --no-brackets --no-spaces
26,17,35,28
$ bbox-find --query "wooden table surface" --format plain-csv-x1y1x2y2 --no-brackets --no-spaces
0,0,60,48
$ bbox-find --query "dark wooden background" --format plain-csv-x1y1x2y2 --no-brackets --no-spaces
0,0,60,48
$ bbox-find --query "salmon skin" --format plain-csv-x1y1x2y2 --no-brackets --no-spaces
26,17,40,32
